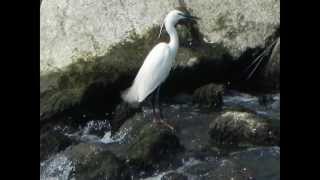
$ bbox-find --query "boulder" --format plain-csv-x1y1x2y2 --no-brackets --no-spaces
40,0,280,122
66,143,130,180
127,122,183,170
209,109,279,146
40,130,73,162
41,0,279,74
193,83,225,110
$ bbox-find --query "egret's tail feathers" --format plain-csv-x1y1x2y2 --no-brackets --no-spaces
121,86,140,108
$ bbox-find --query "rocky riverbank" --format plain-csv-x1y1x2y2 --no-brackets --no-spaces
40,0,280,179
40,91,280,179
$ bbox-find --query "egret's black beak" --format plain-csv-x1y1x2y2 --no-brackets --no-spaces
180,13,200,23
178,14,200,25
184,14,200,21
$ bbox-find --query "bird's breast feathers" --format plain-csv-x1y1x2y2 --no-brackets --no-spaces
121,43,176,104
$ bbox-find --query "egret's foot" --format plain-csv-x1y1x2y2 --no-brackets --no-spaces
153,118,175,132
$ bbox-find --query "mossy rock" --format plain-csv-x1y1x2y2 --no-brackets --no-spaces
209,110,279,146
40,130,73,162
127,122,183,169
66,143,129,180
193,83,225,110
110,101,142,136
72,151,129,180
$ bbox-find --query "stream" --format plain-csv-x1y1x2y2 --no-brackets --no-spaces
40,91,280,180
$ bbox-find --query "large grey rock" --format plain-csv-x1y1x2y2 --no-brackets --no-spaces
40,0,279,121
41,0,279,74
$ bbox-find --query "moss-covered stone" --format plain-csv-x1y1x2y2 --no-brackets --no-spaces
40,27,161,122
193,83,225,110
40,130,73,162
127,122,183,170
66,143,130,180
73,151,129,180
209,110,279,147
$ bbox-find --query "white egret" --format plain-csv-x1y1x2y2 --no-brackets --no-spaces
121,9,199,129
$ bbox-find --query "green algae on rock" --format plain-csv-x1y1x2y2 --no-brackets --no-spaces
127,122,183,170
209,109,279,147
40,27,164,122
65,143,130,180
193,83,225,110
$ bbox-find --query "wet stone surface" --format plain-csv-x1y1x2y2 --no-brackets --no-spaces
40,91,280,180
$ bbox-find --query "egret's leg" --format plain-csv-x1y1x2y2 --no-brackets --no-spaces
151,90,159,123
155,86,164,119
151,90,156,117
154,86,175,131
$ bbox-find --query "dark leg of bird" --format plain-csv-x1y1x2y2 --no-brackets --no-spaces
151,90,156,118
154,86,175,131
155,86,164,119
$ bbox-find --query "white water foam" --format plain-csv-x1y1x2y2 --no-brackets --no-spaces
100,128,128,144
40,154,74,180
141,158,203,180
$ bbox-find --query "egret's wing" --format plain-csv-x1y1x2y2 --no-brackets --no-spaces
121,43,172,104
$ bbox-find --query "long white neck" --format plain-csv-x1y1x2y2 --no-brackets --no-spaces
165,20,179,56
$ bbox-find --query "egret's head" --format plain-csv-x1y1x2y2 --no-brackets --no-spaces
158,9,199,38
165,9,199,26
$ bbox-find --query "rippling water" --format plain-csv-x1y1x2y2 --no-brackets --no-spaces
40,91,280,180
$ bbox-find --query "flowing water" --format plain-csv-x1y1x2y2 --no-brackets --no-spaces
40,91,280,180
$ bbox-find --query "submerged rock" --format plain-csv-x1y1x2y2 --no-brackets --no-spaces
230,146,280,180
127,122,183,170
40,130,73,162
65,143,130,180
161,172,188,180
175,146,278,180
193,83,225,110
209,109,279,146
202,159,250,180
184,161,217,175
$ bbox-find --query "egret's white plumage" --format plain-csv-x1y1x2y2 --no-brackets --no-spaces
121,43,172,104
121,10,196,106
